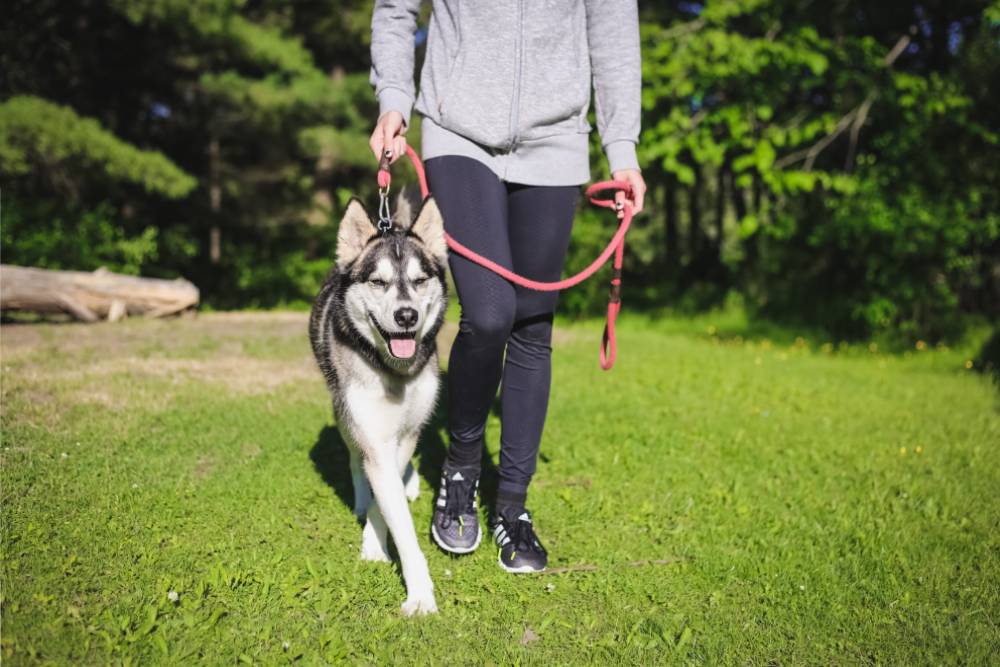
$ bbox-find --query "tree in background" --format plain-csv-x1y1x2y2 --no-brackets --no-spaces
638,0,999,341
1,0,376,306
2,0,997,344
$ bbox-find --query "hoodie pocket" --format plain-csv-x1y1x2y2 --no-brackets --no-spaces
435,5,518,148
438,51,518,147
517,8,591,139
436,49,466,116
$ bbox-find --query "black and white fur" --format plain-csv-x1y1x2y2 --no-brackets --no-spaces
309,193,448,616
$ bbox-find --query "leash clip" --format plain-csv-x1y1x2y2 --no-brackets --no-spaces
376,152,394,233
377,184,393,233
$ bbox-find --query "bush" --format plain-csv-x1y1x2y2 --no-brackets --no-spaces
2,199,162,276
751,166,999,346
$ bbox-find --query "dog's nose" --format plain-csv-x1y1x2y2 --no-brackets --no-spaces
394,307,418,329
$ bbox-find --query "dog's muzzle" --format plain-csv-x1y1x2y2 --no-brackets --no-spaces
369,312,418,359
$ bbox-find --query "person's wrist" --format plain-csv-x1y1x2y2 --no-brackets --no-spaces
605,140,639,174
377,88,413,128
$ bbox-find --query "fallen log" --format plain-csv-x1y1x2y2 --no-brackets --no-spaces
0,265,199,321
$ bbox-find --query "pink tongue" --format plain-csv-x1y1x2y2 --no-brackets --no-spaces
389,338,416,358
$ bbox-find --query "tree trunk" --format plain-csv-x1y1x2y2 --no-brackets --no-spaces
209,136,222,264
664,176,680,270
1,265,199,321
713,164,727,262
687,163,703,261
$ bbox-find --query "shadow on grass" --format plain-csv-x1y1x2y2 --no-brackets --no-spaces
308,370,502,524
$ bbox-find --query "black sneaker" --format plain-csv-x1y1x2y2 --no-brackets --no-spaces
430,464,482,554
489,507,548,573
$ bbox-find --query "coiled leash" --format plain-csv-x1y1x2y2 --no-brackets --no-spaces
377,145,635,370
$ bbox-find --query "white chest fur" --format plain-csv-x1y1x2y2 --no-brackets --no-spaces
335,346,440,453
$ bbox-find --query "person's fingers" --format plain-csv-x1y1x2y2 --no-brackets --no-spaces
371,112,407,164
614,190,626,220
633,179,646,215
369,128,384,162
391,135,407,164
382,122,396,163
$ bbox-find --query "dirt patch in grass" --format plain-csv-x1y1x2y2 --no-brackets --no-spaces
77,356,320,394
191,455,217,481
2,312,582,403
1,312,310,362
2,313,317,398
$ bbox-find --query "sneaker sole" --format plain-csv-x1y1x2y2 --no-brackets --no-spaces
431,523,482,555
496,554,547,574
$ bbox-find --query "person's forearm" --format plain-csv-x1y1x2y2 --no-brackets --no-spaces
370,0,423,127
584,0,642,173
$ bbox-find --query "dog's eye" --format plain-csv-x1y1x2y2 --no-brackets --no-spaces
413,276,429,286
369,278,388,288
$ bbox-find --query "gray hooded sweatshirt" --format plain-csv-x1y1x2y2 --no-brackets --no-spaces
370,0,641,186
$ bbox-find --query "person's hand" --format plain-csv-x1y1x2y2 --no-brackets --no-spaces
611,169,646,220
369,111,407,165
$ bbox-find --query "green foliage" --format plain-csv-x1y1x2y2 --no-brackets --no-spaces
110,0,316,74
0,96,196,198
1,0,997,341
297,126,373,169
754,173,1000,342
1,0,375,302
636,0,999,342
0,199,192,277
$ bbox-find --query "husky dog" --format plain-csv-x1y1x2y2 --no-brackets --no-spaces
309,193,448,616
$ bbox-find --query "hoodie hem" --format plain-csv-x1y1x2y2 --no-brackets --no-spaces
420,116,590,187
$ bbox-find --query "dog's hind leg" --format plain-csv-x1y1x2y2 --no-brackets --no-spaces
360,503,391,563
350,445,390,562
349,446,372,519
403,462,420,502
364,450,437,615
399,433,420,502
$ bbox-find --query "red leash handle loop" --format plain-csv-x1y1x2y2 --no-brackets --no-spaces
586,180,635,209
382,146,631,370
586,180,631,370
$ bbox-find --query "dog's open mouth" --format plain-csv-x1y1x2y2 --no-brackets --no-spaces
369,313,418,359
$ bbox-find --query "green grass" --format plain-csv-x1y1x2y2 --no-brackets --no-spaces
2,311,998,665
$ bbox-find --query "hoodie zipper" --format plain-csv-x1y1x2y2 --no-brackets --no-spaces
506,0,524,151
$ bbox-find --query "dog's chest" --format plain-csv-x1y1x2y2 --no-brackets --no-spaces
339,359,439,441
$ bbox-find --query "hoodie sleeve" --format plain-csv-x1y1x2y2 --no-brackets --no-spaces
584,0,642,173
370,0,424,127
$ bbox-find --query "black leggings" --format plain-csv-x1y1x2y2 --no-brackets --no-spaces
425,156,579,507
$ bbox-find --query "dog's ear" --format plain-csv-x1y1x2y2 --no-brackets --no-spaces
410,196,447,261
336,198,376,266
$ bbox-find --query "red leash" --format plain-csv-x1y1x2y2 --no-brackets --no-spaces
379,145,634,370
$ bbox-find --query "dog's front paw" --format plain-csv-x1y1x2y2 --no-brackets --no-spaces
401,592,438,616
359,538,391,563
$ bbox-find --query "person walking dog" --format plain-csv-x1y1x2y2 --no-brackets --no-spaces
369,0,645,573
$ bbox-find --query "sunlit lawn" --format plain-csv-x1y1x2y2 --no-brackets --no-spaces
2,311,998,664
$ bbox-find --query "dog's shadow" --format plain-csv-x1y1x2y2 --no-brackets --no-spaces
308,370,502,526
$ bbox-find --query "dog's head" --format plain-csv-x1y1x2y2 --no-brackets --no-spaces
335,193,448,371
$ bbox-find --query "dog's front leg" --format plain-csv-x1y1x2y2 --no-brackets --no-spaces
399,432,420,502
364,452,438,616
